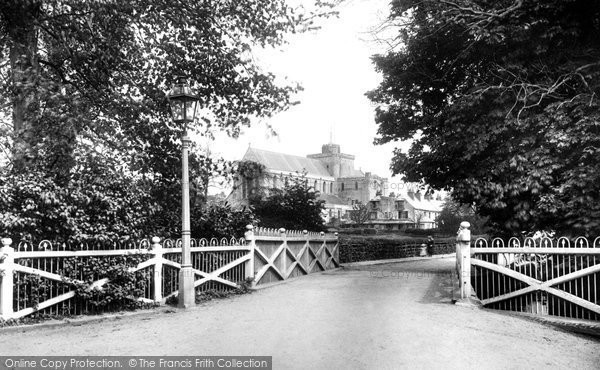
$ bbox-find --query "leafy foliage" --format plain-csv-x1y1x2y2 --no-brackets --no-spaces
13,273,52,311
0,169,153,241
61,254,151,311
339,235,455,263
349,201,371,226
11,254,151,317
234,160,267,181
191,201,256,239
250,175,326,231
368,0,600,235
0,1,338,239
436,198,488,235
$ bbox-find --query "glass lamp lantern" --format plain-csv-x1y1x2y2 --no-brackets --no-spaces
167,78,199,124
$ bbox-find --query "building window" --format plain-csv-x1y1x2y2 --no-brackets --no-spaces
330,183,333,193
355,181,358,190
322,182,326,193
402,211,409,219
313,180,317,190
341,183,345,191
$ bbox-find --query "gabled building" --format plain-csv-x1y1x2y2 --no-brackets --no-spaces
227,141,388,223
365,191,443,230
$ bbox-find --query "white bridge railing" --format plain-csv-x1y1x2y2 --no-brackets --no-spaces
455,222,600,321
0,226,339,321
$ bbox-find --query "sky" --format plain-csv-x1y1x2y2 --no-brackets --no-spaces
208,0,410,193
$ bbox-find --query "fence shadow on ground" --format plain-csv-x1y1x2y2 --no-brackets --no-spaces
418,262,457,305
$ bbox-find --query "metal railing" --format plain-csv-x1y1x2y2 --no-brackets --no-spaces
0,227,339,321
456,231,600,321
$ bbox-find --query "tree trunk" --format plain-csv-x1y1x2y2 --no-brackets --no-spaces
6,1,41,172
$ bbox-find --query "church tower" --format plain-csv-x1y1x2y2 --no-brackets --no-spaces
307,142,356,178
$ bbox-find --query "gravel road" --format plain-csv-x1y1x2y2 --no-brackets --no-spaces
0,258,598,369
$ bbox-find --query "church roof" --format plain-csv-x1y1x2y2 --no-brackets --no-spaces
243,147,333,179
338,168,365,177
402,193,443,212
319,194,350,206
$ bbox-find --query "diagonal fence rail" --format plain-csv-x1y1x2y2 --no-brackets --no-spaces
250,227,339,286
455,227,600,321
0,226,339,321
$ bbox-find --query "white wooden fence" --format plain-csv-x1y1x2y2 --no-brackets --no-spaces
0,226,339,320
250,227,339,286
456,224,600,321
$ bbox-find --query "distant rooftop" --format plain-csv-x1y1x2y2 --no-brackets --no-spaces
403,193,443,212
243,147,333,179
319,193,350,206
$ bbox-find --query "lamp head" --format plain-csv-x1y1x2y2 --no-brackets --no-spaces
167,77,199,124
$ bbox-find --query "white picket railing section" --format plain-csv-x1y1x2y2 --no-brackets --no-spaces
459,234,600,321
0,226,339,320
249,227,339,286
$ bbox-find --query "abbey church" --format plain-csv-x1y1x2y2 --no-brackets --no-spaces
228,141,442,229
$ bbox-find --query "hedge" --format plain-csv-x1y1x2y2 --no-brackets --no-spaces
339,236,455,263
404,228,441,236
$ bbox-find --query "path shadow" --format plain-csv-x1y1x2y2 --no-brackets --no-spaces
418,264,457,305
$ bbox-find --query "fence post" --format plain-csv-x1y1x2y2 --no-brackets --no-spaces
279,228,288,280
320,231,326,270
334,232,339,268
302,230,309,272
0,238,14,320
244,225,256,286
456,221,471,300
151,237,163,303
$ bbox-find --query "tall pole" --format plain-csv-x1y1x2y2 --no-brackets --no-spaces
456,221,471,300
179,123,195,308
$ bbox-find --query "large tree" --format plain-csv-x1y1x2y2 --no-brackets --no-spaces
0,0,338,240
250,175,326,232
368,0,600,235
437,197,488,235
349,201,371,227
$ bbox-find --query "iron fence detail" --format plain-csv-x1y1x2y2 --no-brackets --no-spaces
469,236,600,321
0,227,339,321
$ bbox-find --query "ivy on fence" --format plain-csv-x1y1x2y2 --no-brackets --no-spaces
60,254,152,311
14,274,53,312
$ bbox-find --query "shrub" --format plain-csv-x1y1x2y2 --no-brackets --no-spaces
250,174,325,231
404,228,441,236
362,228,378,235
61,254,152,312
192,201,256,239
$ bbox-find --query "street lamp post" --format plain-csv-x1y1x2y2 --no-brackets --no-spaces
167,78,199,308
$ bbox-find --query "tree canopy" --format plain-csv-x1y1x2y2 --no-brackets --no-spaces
0,0,338,240
368,0,600,235
436,197,488,235
250,175,326,232
349,201,370,227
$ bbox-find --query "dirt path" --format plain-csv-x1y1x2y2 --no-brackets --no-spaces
1,258,598,369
